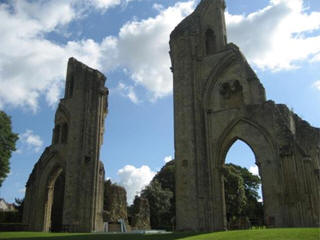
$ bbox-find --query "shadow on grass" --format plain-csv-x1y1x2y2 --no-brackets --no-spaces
1,232,201,240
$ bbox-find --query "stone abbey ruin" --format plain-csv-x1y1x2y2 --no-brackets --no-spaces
23,0,319,233
171,0,319,232
23,58,108,232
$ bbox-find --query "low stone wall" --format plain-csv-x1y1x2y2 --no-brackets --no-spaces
0,211,21,223
0,223,28,231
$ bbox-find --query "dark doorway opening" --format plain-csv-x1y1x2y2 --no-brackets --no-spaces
50,172,65,232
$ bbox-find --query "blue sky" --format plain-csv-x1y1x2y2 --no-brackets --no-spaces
0,0,319,204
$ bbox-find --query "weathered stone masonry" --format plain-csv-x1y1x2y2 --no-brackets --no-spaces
170,0,320,232
23,58,108,232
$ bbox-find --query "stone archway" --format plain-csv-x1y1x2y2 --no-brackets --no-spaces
223,139,263,227
43,166,65,232
50,171,65,232
217,119,281,229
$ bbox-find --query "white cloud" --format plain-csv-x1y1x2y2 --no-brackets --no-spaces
19,129,43,153
164,155,173,163
249,165,259,176
0,1,105,111
1,0,319,111
117,165,156,204
311,53,320,62
103,0,196,100
226,0,320,71
0,0,122,111
153,3,164,11
90,0,121,10
86,0,138,11
116,82,139,104
313,80,320,91
103,0,320,99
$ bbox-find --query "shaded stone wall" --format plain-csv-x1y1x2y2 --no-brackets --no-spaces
103,180,128,222
130,197,151,230
170,0,320,232
23,58,108,232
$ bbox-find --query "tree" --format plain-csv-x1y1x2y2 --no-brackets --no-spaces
151,160,175,227
223,163,264,227
152,160,175,192
0,111,18,187
230,164,263,225
142,160,263,229
222,164,247,222
141,179,173,229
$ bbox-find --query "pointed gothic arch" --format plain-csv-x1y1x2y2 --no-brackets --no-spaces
215,119,281,228
43,165,65,232
205,29,216,55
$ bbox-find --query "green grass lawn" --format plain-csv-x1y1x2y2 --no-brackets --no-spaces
0,228,319,240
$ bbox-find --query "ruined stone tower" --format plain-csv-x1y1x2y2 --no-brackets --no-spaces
23,58,108,232
170,0,320,231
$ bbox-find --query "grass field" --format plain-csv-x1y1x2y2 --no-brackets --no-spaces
0,228,319,240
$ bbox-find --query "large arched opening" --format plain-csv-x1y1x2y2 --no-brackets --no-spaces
43,167,65,232
224,139,264,229
50,172,65,232
215,119,282,229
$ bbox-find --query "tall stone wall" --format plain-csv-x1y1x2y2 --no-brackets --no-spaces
23,58,108,232
170,0,320,232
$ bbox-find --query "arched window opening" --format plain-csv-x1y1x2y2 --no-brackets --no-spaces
53,125,60,144
224,139,264,229
206,29,216,55
61,123,68,144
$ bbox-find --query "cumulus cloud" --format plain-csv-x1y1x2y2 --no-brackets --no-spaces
104,0,195,100
249,165,259,176
311,53,320,62
313,81,320,91
226,0,320,70
1,0,319,110
102,0,320,100
117,165,156,204
19,130,43,153
164,155,173,163
109,0,320,101
0,0,106,111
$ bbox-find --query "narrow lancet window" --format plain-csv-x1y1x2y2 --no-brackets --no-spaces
206,29,216,55
61,123,68,144
65,76,74,98
53,125,60,144
69,77,74,97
